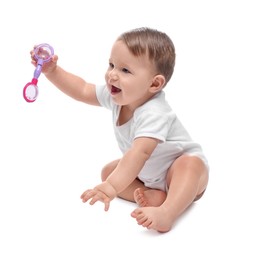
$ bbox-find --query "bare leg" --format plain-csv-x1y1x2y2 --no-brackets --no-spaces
131,155,209,232
134,188,167,207
101,159,147,202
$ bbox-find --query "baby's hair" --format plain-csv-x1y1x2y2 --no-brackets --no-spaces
117,27,176,85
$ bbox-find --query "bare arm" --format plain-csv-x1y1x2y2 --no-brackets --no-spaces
45,66,99,105
31,52,100,106
106,137,159,193
80,137,159,210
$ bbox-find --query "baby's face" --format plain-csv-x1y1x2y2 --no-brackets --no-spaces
105,40,157,108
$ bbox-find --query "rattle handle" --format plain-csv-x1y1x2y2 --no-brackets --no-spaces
33,59,43,79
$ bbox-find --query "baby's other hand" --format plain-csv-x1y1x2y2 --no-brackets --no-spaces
80,188,111,211
80,181,117,211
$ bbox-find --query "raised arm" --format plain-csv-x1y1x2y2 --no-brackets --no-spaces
31,51,100,106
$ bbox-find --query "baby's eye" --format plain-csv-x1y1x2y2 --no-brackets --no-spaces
122,67,130,73
109,62,114,69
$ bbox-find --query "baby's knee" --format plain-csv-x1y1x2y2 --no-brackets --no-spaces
101,159,120,181
101,165,110,181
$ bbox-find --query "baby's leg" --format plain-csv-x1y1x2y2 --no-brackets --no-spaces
131,155,209,232
134,188,166,207
101,159,147,202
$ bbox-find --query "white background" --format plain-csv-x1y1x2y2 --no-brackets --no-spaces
1,0,255,259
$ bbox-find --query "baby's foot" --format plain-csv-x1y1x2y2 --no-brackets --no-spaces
133,188,166,207
131,206,173,233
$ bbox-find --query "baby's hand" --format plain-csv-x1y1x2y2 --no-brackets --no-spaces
80,181,117,211
30,45,58,75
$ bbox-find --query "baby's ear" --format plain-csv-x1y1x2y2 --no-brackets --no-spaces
149,75,166,93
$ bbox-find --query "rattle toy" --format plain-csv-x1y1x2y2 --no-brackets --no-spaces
23,43,54,102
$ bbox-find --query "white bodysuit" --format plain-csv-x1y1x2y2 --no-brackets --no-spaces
96,84,208,191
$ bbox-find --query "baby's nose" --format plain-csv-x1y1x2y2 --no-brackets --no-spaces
109,70,118,81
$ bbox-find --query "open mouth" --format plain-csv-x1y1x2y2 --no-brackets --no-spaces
111,85,122,94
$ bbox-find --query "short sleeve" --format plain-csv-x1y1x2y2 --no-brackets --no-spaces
95,84,113,110
133,110,172,142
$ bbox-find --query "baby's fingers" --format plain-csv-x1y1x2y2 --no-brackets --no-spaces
80,189,95,202
80,189,110,211
89,192,110,211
